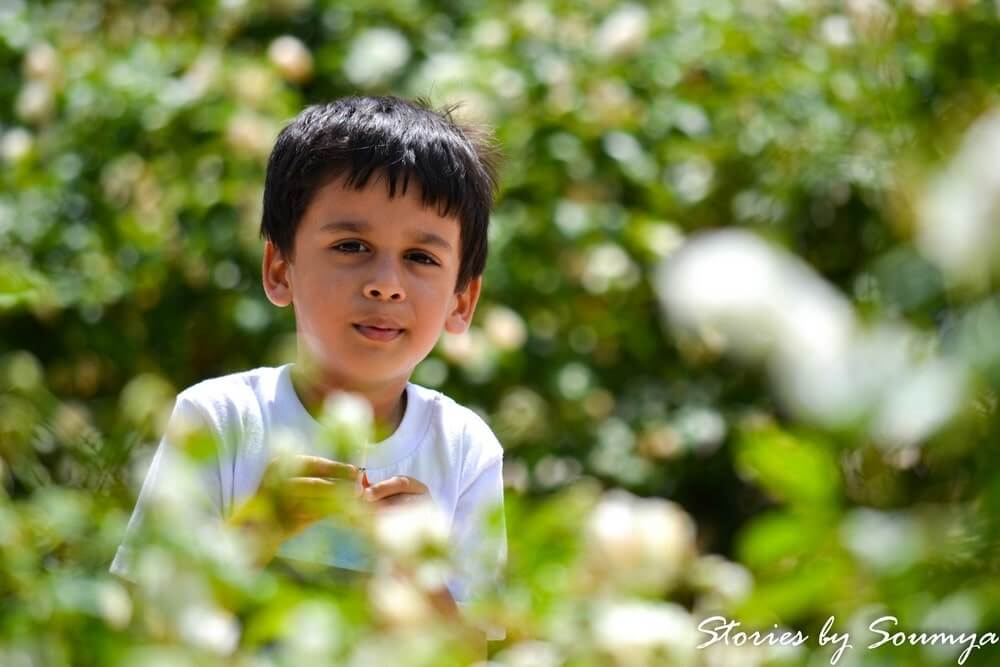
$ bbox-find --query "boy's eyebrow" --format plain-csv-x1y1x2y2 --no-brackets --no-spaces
320,220,454,252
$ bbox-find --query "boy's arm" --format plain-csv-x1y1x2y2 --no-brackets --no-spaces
448,452,507,641
111,395,225,581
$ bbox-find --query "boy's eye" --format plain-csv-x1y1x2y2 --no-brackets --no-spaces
407,252,439,266
333,241,367,253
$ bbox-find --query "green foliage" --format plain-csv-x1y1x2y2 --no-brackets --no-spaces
2,0,1000,664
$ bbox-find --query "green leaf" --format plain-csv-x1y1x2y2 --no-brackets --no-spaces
734,427,840,507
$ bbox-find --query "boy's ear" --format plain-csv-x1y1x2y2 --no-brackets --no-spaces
444,275,482,335
262,240,293,307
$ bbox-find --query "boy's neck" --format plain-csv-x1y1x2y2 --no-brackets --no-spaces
290,362,408,438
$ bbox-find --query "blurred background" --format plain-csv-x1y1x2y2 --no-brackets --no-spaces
2,0,1000,665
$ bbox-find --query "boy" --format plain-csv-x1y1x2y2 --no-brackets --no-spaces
111,96,506,640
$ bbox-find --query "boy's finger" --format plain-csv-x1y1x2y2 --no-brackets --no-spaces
363,475,427,501
287,455,358,480
284,476,352,498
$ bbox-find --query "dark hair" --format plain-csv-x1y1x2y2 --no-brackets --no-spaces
260,96,499,292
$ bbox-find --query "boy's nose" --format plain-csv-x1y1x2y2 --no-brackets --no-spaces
363,278,405,301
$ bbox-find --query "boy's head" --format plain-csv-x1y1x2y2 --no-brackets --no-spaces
259,96,500,391
260,96,498,294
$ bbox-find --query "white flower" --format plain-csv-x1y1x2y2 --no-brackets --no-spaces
594,4,649,58
368,572,432,627
821,15,853,46
496,640,563,667
96,580,132,630
178,603,240,655
439,327,496,380
344,28,410,87
669,158,715,203
1,127,33,162
268,35,313,83
916,107,1000,288
23,42,60,82
373,499,449,559
658,229,967,446
593,600,697,665
581,243,639,294
840,508,924,572
285,601,342,656
587,490,696,592
225,112,274,158
318,391,374,462
484,305,527,350
688,554,754,606
15,80,54,123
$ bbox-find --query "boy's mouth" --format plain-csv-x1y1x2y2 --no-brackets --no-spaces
352,323,404,342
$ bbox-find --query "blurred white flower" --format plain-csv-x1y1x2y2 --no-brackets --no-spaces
555,200,590,238
318,390,374,462
1,127,33,162
776,323,966,446
557,362,592,400
1,351,44,392
675,103,711,137
373,499,449,559
226,112,275,158
841,508,924,572
496,386,547,444
821,15,853,46
657,229,966,446
344,28,410,87
533,455,582,489
368,572,432,627
24,42,60,81
594,4,649,58
869,358,965,448
166,49,220,107
581,243,639,293
673,406,727,455
593,600,697,665
413,52,472,89
496,640,563,667
657,229,852,361
688,554,754,608
471,19,510,49
268,35,313,83
669,158,714,204
120,373,175,433
96,580,132,630
178,603,240,655
587,490,696,592
230,64,275,106
514,2,555,38
917,107,1000,288
440,327,496,381
604,131,657,181
16,80,54,123
638,222,685,258
321,391,373,433
484,305,527,350
285,601,342,656
637,423,683,460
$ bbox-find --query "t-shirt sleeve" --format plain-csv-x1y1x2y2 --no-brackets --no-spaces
110,392,224,581
447,415,507,640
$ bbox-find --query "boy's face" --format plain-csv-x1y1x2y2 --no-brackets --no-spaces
262,173,481,390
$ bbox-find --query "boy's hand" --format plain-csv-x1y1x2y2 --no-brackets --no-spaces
228,454,358,565
261,454,360,531
362,475,430,510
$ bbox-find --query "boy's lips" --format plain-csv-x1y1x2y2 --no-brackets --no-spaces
352,317,405,342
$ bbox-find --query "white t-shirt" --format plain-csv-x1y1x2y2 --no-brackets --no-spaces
111,363,506,636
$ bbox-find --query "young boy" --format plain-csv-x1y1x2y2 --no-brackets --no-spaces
111,96,506,639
